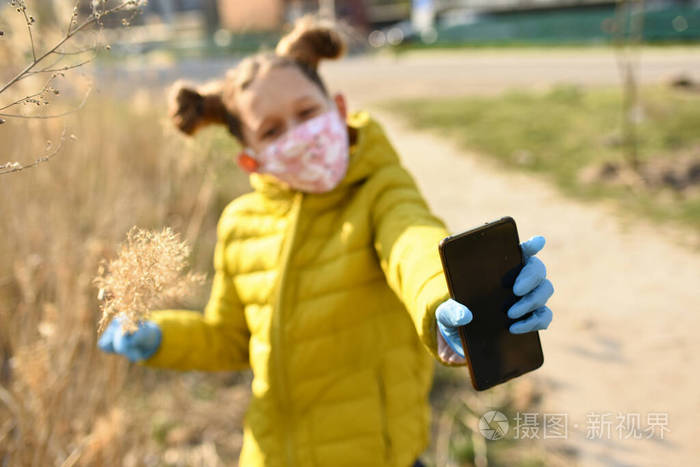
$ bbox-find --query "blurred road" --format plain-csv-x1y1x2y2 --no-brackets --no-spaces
326,47,700,102
104,46,700,100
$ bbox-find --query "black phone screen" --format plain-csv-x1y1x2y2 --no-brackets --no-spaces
439,216,543,391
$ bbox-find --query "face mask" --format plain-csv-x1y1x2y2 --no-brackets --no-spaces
237,107,350,194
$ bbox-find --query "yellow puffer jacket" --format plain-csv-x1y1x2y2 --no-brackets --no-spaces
145,110,454,466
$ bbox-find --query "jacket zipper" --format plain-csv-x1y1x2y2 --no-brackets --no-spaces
274,191,303,466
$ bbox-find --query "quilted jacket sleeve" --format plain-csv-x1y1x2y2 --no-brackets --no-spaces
371,163,456,364
142,217,250,372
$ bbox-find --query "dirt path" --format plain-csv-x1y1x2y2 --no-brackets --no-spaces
358,105,700,466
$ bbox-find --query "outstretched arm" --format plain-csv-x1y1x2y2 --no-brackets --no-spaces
142,225,251,372
371,164,452,363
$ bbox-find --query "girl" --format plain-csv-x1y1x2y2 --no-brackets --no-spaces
99,15,554,467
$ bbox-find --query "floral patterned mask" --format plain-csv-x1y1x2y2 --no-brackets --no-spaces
237,107,350,194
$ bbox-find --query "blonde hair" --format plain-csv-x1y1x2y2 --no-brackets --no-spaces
168,15,348,142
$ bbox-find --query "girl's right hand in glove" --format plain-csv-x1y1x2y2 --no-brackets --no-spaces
98,317,162,362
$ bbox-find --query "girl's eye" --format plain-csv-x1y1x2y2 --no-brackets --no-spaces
300,107,317,118
263,127,278,139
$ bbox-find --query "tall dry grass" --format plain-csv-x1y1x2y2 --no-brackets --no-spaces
0,89,252,466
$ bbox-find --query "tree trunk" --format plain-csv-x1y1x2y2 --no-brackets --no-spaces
613,0,645,175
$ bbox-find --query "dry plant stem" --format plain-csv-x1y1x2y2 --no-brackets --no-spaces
30,55,96,75
0,1,137,98
17,0,37,62
0,73,64,112
435,397,457,466
0,126,72,175
52,46,97,56
0,1,140,175
15,54,97,83
0,86,92,120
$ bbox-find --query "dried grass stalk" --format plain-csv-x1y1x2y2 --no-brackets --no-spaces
94,226,205,334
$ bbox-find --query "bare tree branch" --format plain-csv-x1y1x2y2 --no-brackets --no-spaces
53,46,97,56
28,55,97,77
0,78,52,111
67,0,82,35
0,126,74,175
14,0,37,62
0,86,93,119
0,1,143,97
0,0,146,175
612,0,645,174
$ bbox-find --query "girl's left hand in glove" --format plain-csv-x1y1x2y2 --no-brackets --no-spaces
98,317,162,362
435,235,554,364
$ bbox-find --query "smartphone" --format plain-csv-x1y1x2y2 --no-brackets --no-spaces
438,216,544,391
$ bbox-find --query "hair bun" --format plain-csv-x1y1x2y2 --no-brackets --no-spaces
168,80,227,136
275,14,347,70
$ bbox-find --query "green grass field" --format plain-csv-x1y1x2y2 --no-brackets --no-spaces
379,85,700,231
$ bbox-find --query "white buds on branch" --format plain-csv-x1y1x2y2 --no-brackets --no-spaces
1,0,147,175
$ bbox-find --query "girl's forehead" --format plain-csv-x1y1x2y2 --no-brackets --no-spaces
237,66,326,127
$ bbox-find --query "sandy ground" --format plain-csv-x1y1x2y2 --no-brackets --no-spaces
318,50,700,466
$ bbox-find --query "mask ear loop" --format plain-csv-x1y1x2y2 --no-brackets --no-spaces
237,149,260,173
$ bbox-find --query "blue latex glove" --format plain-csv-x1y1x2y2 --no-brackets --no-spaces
98,317,162,362
436,235,554,359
